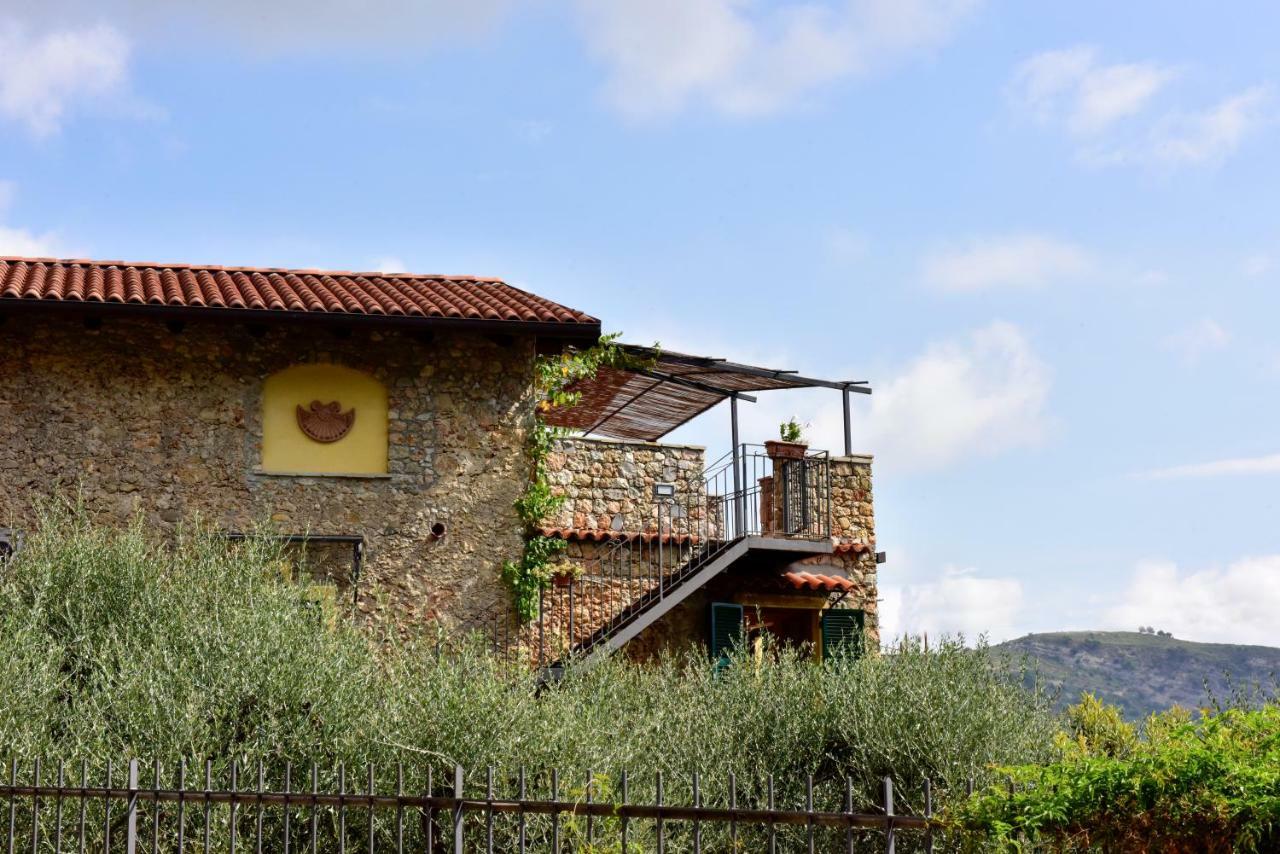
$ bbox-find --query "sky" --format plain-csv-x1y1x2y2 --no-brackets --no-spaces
2,1,1278,647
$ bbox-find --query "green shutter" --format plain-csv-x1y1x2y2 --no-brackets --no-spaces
821,609,865,661
709,602,744,666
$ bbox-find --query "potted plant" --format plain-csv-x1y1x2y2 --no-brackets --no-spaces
547,559,582,588
764,417,809,460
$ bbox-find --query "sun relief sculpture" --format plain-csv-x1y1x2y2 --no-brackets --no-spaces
296,401,356,443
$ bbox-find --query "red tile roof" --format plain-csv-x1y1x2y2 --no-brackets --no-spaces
783,571,856,592
0,257,599,334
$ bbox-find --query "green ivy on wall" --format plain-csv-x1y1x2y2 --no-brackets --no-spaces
503,333,655,622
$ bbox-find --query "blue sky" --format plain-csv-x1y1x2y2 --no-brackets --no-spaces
2,1,1278,645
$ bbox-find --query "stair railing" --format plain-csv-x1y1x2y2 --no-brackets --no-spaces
485,445,833,667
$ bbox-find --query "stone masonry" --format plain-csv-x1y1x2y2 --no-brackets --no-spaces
536,439,881,657
544,436,706,534
0,314,537,630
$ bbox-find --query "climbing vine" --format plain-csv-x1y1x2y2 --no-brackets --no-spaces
503,333,655,622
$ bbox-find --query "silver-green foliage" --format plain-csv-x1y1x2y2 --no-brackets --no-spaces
0,508,1057,850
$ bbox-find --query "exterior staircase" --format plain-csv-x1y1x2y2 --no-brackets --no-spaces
522,445,835,673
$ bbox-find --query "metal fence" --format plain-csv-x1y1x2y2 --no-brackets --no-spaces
1,759,937,853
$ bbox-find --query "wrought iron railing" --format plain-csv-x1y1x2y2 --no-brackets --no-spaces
0,757,936,853
703,445,831,541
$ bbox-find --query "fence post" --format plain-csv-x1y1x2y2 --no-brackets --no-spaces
882,776,894,854
30,757,40,854
924,778,933,854
10,758,19,854
126,759,139,854
453,765,464,854
655,770,664,854
844,776,854,854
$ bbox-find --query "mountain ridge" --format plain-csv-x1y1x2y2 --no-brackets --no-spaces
994,630,1280,719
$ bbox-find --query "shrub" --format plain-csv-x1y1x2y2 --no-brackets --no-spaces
956,695,1280,852
0,507,1060,849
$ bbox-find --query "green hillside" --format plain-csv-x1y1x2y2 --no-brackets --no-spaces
995,631,1280,719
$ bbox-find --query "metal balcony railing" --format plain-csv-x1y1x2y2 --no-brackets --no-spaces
484,445,833,668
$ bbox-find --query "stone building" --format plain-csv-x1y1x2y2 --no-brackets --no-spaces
0,255,881,666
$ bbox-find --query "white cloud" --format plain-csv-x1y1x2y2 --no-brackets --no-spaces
1141,452,1280,480
880,566,1024,643
0,21,132,136
853,321,1051,472
1011,45,1175,135
1105,556,1280,646
823,226,869,265
1144,85,1271,167
0,225,64,257
1163,317,1230,363
43,1,516,51
658,321,1050,474
574,0,981,119
513,119,553,142
371,256,409,274
923,233,1091,293
0,180,67,257
1242,253,1272,278
1010,46,1270,169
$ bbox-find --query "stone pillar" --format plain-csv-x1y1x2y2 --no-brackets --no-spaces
758,475,774,535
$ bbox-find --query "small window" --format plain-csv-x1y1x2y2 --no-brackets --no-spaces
261,364,388,475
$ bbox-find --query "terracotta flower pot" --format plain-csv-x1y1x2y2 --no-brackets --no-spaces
552,571,575,588
764,439,808,461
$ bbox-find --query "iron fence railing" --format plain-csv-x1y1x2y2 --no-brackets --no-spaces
702,445,831,541
0,758,936,853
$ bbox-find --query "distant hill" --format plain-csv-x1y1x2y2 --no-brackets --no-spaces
994,631,1280,719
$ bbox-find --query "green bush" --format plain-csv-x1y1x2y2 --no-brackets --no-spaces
0,507,1060,850
956,694,1280,852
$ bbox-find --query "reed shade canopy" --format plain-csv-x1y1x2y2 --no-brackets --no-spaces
543,344,871,442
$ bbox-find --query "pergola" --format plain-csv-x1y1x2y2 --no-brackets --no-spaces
544,344,871,532
545,344,871,449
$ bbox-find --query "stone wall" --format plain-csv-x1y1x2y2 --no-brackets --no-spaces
535,448,882,658
0,314,538,630
790,454,880,647
544,436,706,533
829,454,875,544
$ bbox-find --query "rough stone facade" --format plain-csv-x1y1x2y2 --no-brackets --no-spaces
0,314,537,630
544,436,706,534
536,443,881,659
789,454,880,647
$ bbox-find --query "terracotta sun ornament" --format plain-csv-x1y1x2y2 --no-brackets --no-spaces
296,400,356,443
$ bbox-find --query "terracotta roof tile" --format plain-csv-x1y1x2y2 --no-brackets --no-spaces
0,257,599,332
782,571,856,592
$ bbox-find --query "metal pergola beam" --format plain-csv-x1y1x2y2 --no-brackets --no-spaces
636,368,759,403
623,345,872,393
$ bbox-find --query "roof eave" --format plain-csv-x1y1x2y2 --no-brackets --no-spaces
0,297,603,342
